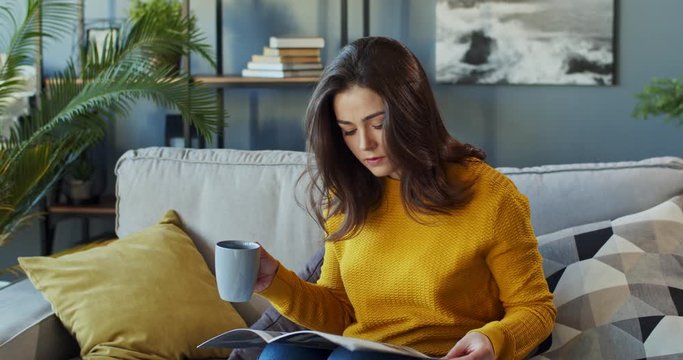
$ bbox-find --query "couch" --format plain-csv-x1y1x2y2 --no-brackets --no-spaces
1,147,682,359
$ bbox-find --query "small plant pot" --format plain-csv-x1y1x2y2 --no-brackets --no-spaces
65,179,93,202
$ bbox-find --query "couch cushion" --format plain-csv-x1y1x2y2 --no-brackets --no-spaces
115,148,325,324
18,210,245,359
0,278,79,360
115,147,323,275
115,149,683,332
116,150,683,269
531,195,683,359
500,157,683,235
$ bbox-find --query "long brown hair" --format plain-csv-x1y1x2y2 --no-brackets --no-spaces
305,37,485,241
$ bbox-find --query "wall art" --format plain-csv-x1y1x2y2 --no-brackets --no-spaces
436,0,615,85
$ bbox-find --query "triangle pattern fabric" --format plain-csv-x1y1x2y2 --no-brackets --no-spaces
530,195,683,359
547,323,582,352
611,318,643,341
545,267,565,293
669,287,683,315
675,254,683,269
612,200,683,226
595,252,645,274
539,236,579,266
630,283,678,314
610,295,665,324
575,226,613,260
541,258,566,280
555,294,596,330
587,286,631,326
554,259,628,308
593,234,645,258
643,316,683,357
639,316,664,342
624,254,669,287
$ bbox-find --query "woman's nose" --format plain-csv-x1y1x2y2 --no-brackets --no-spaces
359,131,377,151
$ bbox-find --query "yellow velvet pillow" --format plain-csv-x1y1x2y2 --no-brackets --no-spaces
19,210,245,359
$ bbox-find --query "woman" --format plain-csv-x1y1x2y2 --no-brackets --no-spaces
254,36,556,360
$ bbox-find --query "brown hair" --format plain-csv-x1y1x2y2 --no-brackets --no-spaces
304,36,485,241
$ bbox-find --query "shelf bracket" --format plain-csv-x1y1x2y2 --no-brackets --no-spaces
340,0,370,47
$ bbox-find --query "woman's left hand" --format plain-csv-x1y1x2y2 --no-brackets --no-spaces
442,332,494,359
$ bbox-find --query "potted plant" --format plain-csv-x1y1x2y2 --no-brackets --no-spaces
63,154,95,203
0,0,223,246
128,0,198,73
633,78,683,126
129,0,195,28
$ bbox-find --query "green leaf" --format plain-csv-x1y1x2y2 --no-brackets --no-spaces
0,0,226,245
633,78,683,127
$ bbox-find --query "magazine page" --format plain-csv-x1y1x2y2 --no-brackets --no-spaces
198,328,439,359
276,331,437,359
198,329,285,348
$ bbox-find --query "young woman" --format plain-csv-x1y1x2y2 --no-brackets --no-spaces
254,36,556,360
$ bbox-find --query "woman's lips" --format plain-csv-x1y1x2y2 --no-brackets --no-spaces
366,157,384,166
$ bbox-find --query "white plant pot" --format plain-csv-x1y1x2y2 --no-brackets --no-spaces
66,180,93,201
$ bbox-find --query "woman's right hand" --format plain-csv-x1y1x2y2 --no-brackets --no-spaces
254,244,280,292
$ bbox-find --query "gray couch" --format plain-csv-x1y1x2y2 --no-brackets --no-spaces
1,147,682,359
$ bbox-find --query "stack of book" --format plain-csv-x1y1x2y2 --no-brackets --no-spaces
241,36,325,78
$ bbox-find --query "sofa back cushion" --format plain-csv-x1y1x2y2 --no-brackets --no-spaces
115,149,683,324
115,147,323,274
117,150,683,269
501,157,683,235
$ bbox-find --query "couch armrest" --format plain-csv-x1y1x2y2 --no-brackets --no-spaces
0,278,79,360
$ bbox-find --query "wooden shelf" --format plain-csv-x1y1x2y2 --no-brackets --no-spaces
180,0,366,147
46,195,116,215
42,195,117,256
192,75,319,86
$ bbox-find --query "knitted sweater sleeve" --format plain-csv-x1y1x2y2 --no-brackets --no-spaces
473,183,557,359
257,240,355,334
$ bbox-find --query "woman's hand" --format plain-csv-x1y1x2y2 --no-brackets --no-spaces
443,332,494,360
253,244,280,292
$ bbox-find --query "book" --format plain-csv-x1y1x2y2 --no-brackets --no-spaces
197,329,438,359
263,47,321,57
247,62,323,71
269,36,325,49
251,55,321,64
241,69,323,78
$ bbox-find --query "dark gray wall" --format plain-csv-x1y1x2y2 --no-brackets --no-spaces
16,0,683,166
44,0,683,167
192,0,683,167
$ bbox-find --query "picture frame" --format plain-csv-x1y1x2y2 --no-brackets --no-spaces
435,0,616,86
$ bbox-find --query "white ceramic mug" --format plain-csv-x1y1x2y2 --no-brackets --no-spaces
214,240,261,302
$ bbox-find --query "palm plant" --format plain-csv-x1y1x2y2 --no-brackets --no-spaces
128,0,196,74
0,0,223,245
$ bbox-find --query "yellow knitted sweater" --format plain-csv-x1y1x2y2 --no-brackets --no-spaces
260,159,556,359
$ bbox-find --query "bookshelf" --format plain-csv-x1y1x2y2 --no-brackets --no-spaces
34,0,117,255
41,196,116,255
180,0,370,148
193,76,319,86
31,0,369,253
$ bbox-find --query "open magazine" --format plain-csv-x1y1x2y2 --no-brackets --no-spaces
197,328,439,359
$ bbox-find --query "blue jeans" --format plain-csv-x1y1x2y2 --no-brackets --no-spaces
258,342,421,359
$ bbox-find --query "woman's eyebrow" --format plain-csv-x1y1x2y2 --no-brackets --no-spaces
337,110,385,124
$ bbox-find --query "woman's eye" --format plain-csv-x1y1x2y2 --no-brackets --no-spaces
372,123,384,130
343,129,357,136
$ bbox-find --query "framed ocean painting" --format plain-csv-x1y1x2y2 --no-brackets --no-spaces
436,0,615,85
